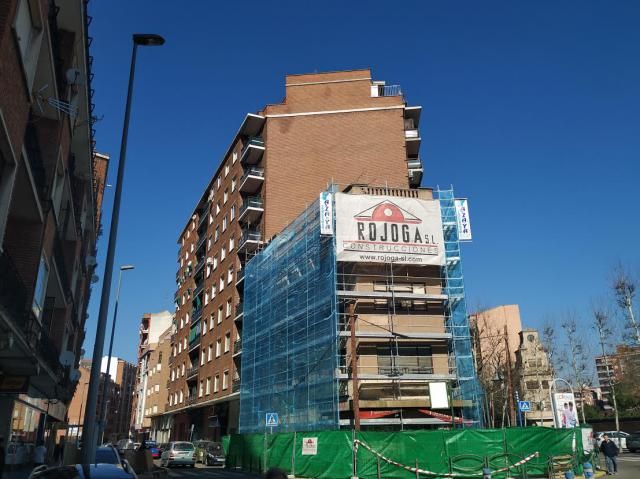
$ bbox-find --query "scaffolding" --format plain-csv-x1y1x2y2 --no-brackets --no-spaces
436,186,483,426
239,200,339,433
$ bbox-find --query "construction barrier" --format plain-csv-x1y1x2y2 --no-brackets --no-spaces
225,427,585,479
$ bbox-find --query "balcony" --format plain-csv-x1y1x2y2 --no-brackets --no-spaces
404,128,421,157
234,302,244,321
194,256,206,275
239,197,264,224
233,339,242,357
407,156,423,188
192,307,203,323
371,84,402,97
232,379,241,393
193,282,204,298
186,396,197,406
197,233,207,251
186,365,199,380
236,268,244,287
198,208,209,227
239,167,265,194
238,229,262,253
188,334,201,351
240,137,265,165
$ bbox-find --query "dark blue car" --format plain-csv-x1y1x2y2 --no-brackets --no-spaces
144,440,160,459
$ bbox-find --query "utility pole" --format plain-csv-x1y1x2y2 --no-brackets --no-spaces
504,325,515,426
349,302,360,430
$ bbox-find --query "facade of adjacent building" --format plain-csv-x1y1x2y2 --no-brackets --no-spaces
132,311,173,437
144,326,173,443
166,69,426,439
514,329,554,425
0,0,103,444
67,357,135,443
595,344,640,403
239,186,482,432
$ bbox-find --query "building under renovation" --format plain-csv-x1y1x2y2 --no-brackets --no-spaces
239,185,482,432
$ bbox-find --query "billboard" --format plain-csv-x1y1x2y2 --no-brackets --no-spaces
335,193,445,265
454,198,472,241
552,392,580,428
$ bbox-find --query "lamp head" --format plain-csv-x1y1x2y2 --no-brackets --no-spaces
120,265,135,271
133,34,165,46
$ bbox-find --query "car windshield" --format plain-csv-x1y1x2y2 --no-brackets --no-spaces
95,448,119,464
173,442,194,451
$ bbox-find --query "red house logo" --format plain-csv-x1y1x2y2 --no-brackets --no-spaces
354,201,421,224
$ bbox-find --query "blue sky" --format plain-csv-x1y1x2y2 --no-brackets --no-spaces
86,1,640,370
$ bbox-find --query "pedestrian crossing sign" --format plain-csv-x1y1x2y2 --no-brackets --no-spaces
518,401,531,412
266,412,279,427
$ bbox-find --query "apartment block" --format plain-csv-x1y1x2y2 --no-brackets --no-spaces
0,0,104,442
166,69,425,439
144,326,172,443
238,185,482,431
595,344,640,402
132,311,173,437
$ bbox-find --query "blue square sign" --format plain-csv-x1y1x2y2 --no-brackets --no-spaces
518,401,531,412
266,412,279,427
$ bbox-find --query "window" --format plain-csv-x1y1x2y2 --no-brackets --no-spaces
32,255,49,319
209,314,215,331
215,226,220,242
218,306,223,324
224,332,231,353
172,346,176,357
213,255,218,270
227,267,234,284
231,177,237,192
169,394,173,406
206,377,211,395
216,202,221,215
180,317,184,329
229,236,235,252
153,405,158,414
207,237,212,250
183,337,187,349
217,177,221,189
216,338,222,357
221,247,226,262
222,215,228,232
181,363,185,376
203,318,208,334
190,243,194,252
199,380,204,397
155,384,160,393
179,390,184,403
211,284,217,299
376,344,433,375
225,164,230,177
233,151,238,163
219,276,225,291
223,370,229,390
224,189,228,204
214,375,220,392
204,291,209,305
171,369,175,381
208,344,213,361
230,204,236,221
178,342,182,353
200,349,205,366
226,298,232,317
187,230,190,239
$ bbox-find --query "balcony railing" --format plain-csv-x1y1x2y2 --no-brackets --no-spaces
193,282,204,298
234,302,244,320
196,234,207,251
238,229,262,252
378,84,402,97
239,197,264,222
232,379,241,393
233,339,242,355
188,334,201,351
186,365,199,380
186,396,196,406
236,268,245,285
192,307,203,322
240,137,265,165
198,208,209,227
240,166,265,194
194,256,205,275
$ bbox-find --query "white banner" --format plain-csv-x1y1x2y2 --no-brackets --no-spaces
552,392,580,428
319,192,333,235
454,198,472,241
335,193,445,265
301,437,318,455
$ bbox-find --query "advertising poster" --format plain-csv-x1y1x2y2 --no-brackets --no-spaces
335,193,445,265
552,392,580,428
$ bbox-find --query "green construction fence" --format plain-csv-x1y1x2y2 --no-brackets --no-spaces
224,427,586,479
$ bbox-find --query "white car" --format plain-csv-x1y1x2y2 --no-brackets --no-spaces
595,431,630,450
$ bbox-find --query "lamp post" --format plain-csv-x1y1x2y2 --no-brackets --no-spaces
549,377,575,428
81,33,164,464
98,265,134,444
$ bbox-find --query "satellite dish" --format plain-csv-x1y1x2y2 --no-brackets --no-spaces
59,350,75,366
66,68,84,85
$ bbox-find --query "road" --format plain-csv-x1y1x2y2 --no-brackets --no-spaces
157,462,259,479
612,452,640,479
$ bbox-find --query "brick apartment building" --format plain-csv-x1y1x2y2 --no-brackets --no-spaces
67,357,136,443
145,326,173,443
132,311,173,438
166,69,425,439
0,0,105,443
596,344,640,404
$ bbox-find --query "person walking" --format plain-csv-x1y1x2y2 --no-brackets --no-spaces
600,434,619,475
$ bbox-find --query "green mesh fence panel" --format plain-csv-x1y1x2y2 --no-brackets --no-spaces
227,427,583,479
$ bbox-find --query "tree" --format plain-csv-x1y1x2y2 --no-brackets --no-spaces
612,265,640,345
593,306,621,444
541,321,558,375
560,313,591,424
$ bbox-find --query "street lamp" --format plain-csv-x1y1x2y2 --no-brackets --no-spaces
98,264,134,443
81,33,164,464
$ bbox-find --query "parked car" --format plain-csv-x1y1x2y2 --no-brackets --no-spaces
594,431,630,450
115,439,135,455
627,431,640,453
159,441,196,468
28,463,137,479
143,440,161,459
202,442,225,467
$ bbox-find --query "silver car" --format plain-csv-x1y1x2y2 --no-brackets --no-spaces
160,441,196,468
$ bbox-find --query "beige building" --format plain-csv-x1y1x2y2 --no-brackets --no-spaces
145,326,173,442
132,311,173,437
514,329,554,425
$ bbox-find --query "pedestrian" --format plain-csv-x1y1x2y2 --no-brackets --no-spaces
33,441,47,468
0,437,5,479
600,434,619,475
